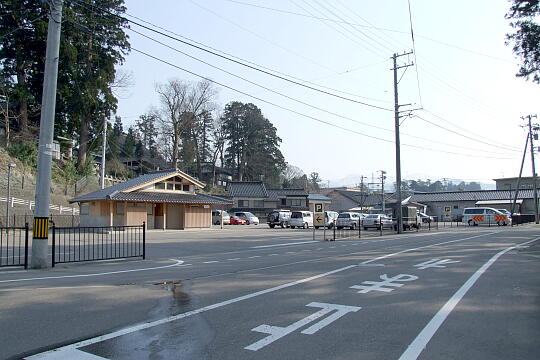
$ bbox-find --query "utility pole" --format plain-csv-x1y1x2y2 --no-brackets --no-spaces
31,0,63,269
392,51,414,233
6,163,15,226
379,170,386,213
100,118,107,189
359,175,368,211
524,114,539,223
511,133,529,216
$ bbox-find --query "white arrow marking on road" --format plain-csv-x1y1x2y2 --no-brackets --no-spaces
413,258,461,270
245,302,360,351
350,274,419,293
28,348,110,359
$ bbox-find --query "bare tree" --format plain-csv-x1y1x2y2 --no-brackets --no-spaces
154,79,217,170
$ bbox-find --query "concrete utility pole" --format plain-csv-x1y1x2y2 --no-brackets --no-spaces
379,170,386,213
100,118,107,189
391,51,414,233
524,114,539,223
511,133,529,216
31,0,63,269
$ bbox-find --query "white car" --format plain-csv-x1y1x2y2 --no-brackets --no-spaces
234,211,259,225
289,211,313,229
462,207,511,226
363,214,393,230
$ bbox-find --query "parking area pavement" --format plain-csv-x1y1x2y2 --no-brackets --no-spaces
0,225,538,359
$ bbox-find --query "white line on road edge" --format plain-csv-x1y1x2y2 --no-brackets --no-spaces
26,264,358,359
361,232,499,265
251,241,318,248
0,260,186,284
398,236,540,360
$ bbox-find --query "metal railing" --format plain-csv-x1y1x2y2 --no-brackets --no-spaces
0,224,29,269
52,222,145,267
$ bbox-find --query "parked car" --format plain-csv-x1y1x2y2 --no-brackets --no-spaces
267,209,292,228
336,212,362,230
418,212,433,223
363,214,393,230
497,209,512,217
314,211,339,229
234,211,259,225
212,210,230,225
462,207,511,226
230,216,247,225
289,211,313,229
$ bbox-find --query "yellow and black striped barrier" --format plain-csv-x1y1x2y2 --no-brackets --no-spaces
33,217,49,239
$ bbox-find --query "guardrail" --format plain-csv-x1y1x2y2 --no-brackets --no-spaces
52,223,145,267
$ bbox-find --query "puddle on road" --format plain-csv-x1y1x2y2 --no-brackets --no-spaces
153,280,192,310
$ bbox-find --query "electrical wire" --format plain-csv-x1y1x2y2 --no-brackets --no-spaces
68,0,392,112
130,46,516,160
407,0,423,107
128,27,515,157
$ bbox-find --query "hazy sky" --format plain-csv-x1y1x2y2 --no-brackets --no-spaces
115,0,540,186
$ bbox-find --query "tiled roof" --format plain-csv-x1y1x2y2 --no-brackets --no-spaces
110,192,232,205
226,181,268,198
266,188,308,201
70,169,179,202
70,169,206,202
409,189,535,202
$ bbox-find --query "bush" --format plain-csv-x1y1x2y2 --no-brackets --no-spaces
6,142,37,168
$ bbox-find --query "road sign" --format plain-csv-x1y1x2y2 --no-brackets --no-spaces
314,203,324,226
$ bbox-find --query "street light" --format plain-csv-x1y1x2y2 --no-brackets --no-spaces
6,163,16,227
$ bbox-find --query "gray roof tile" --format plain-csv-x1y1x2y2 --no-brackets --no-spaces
266,189,308,201
226,181,268,198
409,189,534,202
110,192,232,204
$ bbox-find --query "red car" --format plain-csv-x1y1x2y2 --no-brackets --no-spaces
230,216,247,225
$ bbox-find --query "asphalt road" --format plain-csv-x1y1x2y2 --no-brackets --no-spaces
0,225,538,359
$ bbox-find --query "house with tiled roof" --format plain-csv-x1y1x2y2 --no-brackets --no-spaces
70,169,232,229
226,181,310,217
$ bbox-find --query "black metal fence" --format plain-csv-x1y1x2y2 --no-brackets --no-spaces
52,223,145,267
0,224,29,269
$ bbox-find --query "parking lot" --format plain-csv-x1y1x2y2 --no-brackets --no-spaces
1,224,538,359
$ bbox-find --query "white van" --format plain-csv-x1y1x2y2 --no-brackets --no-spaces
462,207,511,226
289,211,313,229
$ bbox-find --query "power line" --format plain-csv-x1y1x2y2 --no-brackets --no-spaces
128,27,515,157
407,0,423,108
69,0,392,112
130,46,515,160
220,0,513,63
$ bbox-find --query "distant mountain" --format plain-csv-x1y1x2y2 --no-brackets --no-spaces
327,174,496,191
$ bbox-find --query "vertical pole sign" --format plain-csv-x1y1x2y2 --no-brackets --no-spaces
314,203,324,241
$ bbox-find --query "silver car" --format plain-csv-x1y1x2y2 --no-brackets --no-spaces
234,211,259,225
363,214,393,230
336,212,362,230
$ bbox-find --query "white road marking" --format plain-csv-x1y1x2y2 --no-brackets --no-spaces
247,256,261,259
26,264,358,359
398,237,540,360
251,241,318,249
351,274,419,293
361,232,499,265
28,348,110,359
302,249,312,252
0,260,186,284
203,261,219,264
286,252,297,254
227,258,241,261
414,259,460,270
245,302,361,351
316,248,324,250
268,254,279,256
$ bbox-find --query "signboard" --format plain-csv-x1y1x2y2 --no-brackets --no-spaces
444,206,451,217
314,203,324,226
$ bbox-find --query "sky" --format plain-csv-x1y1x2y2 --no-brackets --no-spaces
114,0,540,187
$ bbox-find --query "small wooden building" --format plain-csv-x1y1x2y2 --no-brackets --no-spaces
70,169,232,229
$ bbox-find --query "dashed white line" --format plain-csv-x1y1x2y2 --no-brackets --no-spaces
247,256,261,259
227,258,241,261
203,261,219,264
268,254,279,256
286,252,297,254
251,241,318,249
